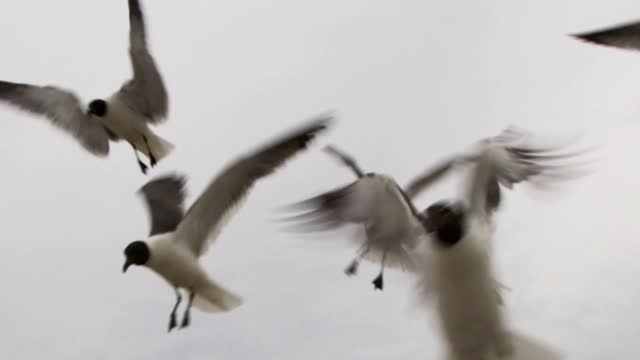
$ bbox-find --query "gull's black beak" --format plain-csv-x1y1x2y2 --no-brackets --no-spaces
123,260,133,273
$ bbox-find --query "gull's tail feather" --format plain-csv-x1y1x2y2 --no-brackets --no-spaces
138,130,174,162
360,246,416,272
193,280,243,313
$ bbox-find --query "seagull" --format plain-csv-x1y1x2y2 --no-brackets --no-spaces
411,130,591,360
0,0,171,174
122,115,332,331
572,19,640,51
280,145,462,290
280,129,590,294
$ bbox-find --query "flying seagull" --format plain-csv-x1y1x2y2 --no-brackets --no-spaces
280,129,589,293
0,0,170,174
279,145,462,290
572,19,640,51
412,130,591,360
122,115,332,332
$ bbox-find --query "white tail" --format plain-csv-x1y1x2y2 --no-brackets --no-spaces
193,280,243,313
138,131,174,162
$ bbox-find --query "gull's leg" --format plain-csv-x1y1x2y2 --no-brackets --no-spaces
130,142,148,174
142,135,157,167
372,249,387,291
180,291,195,328
168,289,182,332
345,245,370,276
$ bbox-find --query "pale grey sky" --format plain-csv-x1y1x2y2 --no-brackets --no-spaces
0,0,639,359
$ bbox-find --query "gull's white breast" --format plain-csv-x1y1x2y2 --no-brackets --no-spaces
146,234,209,289
100,95,151,146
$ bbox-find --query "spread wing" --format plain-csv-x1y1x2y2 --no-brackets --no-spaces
323,145,366,178
0,80,109,156
573,19,640,51
281,175,420,237
467,128,592,218
281,176,389,231
138,174,186,236
404,157,466,199
173,115,332,256
117,0,169,122
280,174,421,269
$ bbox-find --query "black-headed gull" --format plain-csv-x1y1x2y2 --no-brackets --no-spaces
413,129,590,360
122,115,332,331
0,0,170,174
280,145,461,290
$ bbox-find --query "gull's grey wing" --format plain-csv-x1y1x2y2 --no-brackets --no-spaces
138,174,186,236
467,129,591,217
404,157,463,199
323,145,366,178
0,81,109,156
280,174,420,263
573,20,640,51
174,115,332,256
117,0,168,122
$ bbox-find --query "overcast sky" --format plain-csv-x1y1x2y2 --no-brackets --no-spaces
1,0,640,359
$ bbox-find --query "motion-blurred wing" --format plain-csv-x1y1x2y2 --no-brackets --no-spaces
323,145,366,178
467,128,591,216
117,0,169,122
174,115,332,256
573,20,640,51
0,80,109,156
138,174,186,236
404,157,465,199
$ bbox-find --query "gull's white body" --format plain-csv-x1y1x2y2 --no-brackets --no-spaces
146,233,242,313
322,174,423,269
129,116,332,321
429,216,512,360
103,95,173,161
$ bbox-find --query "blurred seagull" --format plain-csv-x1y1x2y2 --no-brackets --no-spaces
412,129,591,360
122,115,332,332
280,145,462,290
280,128,590,294
572,19,640,51
0,0,171,174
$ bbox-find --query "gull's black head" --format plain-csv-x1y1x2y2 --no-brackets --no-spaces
88,99,108,117
123,241,150,273
420,200,466,248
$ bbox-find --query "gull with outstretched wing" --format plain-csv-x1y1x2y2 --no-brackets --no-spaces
0,0,170,174
122,115,332,332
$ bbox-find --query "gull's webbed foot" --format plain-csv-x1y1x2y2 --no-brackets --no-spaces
168,313,178,332
138,160,149,174
180,310,191,328
372,273,383,291
345,260,359,276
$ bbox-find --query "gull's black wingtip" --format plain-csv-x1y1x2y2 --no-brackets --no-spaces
0,80,25,94
570,32,607,46
291,110,337,139
306,110,337,131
